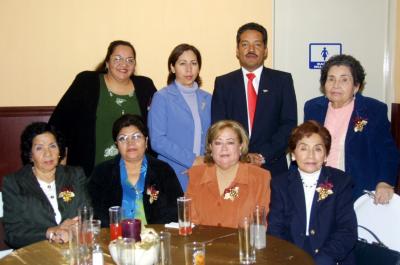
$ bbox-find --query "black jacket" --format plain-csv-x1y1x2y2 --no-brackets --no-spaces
49,71,157,177
88,155,183,227
3,165,90,248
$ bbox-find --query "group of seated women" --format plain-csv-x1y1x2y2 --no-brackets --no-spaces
2,40,399,265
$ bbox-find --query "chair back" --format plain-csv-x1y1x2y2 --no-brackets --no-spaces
354,193,400,252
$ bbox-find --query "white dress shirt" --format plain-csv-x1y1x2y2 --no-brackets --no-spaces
298,169,320,236
37,178,62,224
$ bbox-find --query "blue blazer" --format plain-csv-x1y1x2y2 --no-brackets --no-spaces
267,166,357,265
148,83,211,191
304,93,400,199
212,67,297,177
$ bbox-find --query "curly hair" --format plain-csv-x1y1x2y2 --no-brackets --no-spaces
20,122,66,165
288,120,332,156
320,54,366,93
204,120,250,164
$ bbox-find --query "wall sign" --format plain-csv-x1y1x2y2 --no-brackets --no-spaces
309,43,342,69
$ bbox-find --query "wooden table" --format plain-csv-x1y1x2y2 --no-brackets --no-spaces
0,225,315,265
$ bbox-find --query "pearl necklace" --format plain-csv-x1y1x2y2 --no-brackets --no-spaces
301,180,318,189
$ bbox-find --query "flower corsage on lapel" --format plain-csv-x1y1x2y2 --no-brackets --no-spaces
146,185,159,204
58,186,75,203
353,115,368,132
316,181,333,201
223,186,239,201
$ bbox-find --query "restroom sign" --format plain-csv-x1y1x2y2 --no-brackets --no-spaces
309,43,342,69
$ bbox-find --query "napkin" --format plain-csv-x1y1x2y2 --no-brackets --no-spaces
164,222,195,229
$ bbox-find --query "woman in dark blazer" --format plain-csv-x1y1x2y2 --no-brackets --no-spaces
268,121,357,265
3,122,90,248
49,40,157,177
304,54,399,203
88,114,183,227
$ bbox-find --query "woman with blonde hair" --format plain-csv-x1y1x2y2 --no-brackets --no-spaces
186,120,270,228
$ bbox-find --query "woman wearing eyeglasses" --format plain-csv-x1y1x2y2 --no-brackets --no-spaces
49,40,157,177
88,114,183,227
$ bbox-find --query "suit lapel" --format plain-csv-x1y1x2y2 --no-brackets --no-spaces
345,94,366,149
288,170,307,228
251,68,269,142
168,83,192,115
22,166,57,221
55,167,68,218
310,167,331,222
201,166,222,202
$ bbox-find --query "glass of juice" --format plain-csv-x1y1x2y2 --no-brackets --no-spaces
109,206,123,240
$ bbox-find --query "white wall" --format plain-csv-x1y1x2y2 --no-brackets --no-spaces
273,0,396,122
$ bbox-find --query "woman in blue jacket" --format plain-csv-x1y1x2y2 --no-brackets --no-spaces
304,54,399,203
148,44,211,191
268,121,357,265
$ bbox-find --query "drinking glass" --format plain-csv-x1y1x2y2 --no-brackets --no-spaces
177,197,192,236
238,216,256,264
184,242,205,265
83,219,101,251
109,206,123,240
157,231,171,265
252,205,266,249
117,237,135,265
78,205,93,224
69,223,89,265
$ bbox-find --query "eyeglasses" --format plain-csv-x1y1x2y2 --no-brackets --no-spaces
111,55,135,65
116,132,144,144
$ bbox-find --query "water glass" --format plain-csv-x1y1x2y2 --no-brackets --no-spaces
109,206,123,240
83,219,101,250
238,216,256,264
69,223,89,265
78,205,93,224
184,242,205,265
177,197,192,236
252,205,266,249
157,231,171,265
117,237,135,265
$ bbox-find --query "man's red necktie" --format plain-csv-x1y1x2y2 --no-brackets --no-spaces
246,73,257,129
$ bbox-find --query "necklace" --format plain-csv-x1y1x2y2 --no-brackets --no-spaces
301,180,318,189
108,88,134,98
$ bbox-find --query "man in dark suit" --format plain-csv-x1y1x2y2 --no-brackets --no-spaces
212,22,297,177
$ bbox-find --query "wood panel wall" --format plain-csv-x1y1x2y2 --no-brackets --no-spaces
0,107,54,189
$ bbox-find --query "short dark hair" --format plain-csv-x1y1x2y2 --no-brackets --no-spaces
236,22,268,46
204,120,249,164
112,114,148,142
167,43,202,86
95,40,136,73
288,120,331,155
20,122,66,165
320,54,366,93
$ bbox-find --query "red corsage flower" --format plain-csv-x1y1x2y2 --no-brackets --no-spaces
223,186,239,201
315,181,334,201
146,185,159,204
58,186,75,203
353,116,368,132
